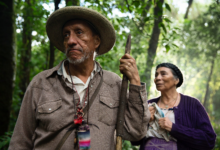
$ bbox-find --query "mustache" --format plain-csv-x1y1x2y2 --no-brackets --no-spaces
66,47,83,54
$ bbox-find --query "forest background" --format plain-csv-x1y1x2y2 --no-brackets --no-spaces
0,0,220,149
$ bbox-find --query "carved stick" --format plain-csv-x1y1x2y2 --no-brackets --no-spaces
116,34,131,150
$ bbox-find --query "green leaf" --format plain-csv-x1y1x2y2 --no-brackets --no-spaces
164,18,172,23
144,17,150,22
174,27,181,31
132,1,140,8
165,44,170,52
0,2,8,8
165,3,171,12
172,43,179,48
161,23,167,34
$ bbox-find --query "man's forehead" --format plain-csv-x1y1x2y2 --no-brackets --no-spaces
63,19,100,37
63,19,90,29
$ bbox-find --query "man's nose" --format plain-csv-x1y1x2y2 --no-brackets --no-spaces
67,33,77,46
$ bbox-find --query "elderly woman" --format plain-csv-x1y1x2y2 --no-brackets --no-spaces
132,63,216,150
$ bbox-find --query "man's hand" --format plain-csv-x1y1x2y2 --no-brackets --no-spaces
158,117,173,131
149,105,156,122
119,54,140,86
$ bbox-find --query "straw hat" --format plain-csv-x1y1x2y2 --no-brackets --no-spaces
46,6,116,55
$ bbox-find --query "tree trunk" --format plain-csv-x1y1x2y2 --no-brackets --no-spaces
0,0,16,136
203,54,216,109
18,0,32,100
49,0,60,69
144,0,164,94
184,0,193,19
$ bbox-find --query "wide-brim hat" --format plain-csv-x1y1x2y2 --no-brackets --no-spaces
46,6,116,55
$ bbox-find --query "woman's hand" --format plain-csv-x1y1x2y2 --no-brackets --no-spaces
158,117,173,131
149,106,156,122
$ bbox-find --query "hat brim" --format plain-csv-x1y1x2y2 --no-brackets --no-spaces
46,6,116,55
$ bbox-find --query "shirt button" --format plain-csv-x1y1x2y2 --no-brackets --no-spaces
90,85,93,88
49,108,51,110
110,103,112,106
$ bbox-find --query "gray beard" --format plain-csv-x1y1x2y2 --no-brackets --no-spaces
65,48,93,65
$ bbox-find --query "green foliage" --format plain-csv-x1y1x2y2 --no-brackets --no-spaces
122,140,139,150
165,3,171,12
0,132,12,150
7,0,220,149
0,1,8,8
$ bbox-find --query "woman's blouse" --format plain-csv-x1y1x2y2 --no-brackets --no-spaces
146,108,176,141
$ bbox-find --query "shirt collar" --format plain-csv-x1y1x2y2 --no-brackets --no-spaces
46,59,102,79
46,61,63,78
57,60,100,83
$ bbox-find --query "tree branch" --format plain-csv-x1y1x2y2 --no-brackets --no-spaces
184,0,193,19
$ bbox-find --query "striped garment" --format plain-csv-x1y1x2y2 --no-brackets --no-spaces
78,125,91,150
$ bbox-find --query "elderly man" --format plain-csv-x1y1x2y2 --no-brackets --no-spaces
9,6,150,150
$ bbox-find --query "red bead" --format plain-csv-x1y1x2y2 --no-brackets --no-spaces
74,118,83,125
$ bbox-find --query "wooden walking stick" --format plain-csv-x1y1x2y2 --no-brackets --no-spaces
116,34,131,150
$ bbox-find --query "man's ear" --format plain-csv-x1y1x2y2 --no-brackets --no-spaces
94,35,101,49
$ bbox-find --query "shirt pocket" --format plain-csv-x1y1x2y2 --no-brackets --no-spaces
98,95,119,126
37,99,66,132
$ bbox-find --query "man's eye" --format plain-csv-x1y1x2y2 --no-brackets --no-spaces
64,33,69,38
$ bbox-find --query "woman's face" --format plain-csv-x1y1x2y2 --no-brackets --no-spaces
154,67,179,92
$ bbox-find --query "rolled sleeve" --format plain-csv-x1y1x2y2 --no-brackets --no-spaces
122,82,150,141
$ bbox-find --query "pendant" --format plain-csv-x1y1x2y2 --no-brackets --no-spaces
78,124,91,150
165,105,168,109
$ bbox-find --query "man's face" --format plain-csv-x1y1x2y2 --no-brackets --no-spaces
62,20,100,64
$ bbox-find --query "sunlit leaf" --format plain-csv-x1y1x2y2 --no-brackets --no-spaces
165,3,171,12
164,18,172,23
161,23,167,33
172,43,178,48
165,44,170,52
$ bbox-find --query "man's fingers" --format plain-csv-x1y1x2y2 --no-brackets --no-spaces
120,58,135,65
121,53,133,59
119,53,140,85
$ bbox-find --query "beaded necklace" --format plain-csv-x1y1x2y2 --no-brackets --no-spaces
159,93,179,117
67,63,89,124
159,93,179,109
